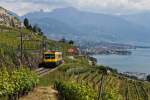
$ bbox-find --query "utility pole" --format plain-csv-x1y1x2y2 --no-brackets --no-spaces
42,36,46,59
19,24,24,65
20,31,23,65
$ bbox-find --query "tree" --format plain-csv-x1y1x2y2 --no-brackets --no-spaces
37,27,42,33
28,24,33,30
32,24,43,33
68,40,74,45
33,24,38,33
24,18,29,28
38,31,44,36
59,37,66,43
147,74,150,82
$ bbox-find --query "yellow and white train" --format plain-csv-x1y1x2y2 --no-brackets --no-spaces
40,50,63,67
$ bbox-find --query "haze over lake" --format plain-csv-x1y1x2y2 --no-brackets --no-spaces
93,48,150,74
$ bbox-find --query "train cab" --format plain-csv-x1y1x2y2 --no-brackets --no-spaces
42,50,63,67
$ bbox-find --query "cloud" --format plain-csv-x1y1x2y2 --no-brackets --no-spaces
0,0,150,16
0,0,69,16
67,0,150,14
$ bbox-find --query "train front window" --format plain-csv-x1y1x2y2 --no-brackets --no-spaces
44,54,55,59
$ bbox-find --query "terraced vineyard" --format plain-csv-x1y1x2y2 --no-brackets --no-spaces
0,25,73,68
66,67,150,100
1,22,150,100
0,28,42,49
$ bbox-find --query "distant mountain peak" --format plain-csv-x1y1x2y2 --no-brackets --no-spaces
22,7,150,46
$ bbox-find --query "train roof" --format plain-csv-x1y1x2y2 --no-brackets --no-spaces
44,50,62,54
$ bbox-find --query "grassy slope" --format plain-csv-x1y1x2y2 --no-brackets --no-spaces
1,25,150,100
0,25,73,100
0,25,73,68
39,55,150,100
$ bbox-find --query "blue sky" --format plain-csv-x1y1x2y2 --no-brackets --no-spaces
0,0,150,16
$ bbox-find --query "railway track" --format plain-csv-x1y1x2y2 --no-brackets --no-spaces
35,67,58,77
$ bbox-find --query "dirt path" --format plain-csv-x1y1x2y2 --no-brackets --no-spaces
20,86,59,100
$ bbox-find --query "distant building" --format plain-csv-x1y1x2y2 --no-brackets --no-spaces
68,47,80,55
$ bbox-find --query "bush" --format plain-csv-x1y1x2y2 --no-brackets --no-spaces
96,65,118,74
0,44,18,67
54,81,96,100
147,74,150,82
0,67,39,98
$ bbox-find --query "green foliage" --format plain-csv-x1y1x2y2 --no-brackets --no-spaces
23,18,43,35
32,24,38,33
68,40,74,45
28,24,33,30
47,40,73,55
66,67,90,75
102,92,119,100
38,31,44,36
32,24,43,34
0,31,20,48
0,44,18,67
0,25,14,30
54,81,96,100
96,65,118,74
59,56,91,70
0,67,39,97
24,18,29,29
58,57,90,72
59,38,66,43
147,74,150,82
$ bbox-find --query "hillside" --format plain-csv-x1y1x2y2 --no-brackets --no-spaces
0,7,73,67
0,7,74,100
0,24,73,69
22,7,150,46
38,55,150,100
1,6,150,100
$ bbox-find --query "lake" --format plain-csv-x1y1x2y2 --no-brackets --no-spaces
92,48,150,74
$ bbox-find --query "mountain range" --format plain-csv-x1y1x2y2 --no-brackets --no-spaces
21,7,150,46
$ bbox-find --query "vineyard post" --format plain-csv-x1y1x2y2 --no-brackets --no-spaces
41,36,43,60
97,73,105,100
125,79,129,100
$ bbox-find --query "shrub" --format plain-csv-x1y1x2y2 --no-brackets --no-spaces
147,74,150,82
54,81,96,100
0,67,39,98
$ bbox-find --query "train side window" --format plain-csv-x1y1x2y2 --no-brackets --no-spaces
45,54,55,59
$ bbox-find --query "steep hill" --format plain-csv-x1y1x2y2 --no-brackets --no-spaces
0,24,73,68
22,7,150,46
0,6,21,27
0,7,73,68
1,7,150,100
